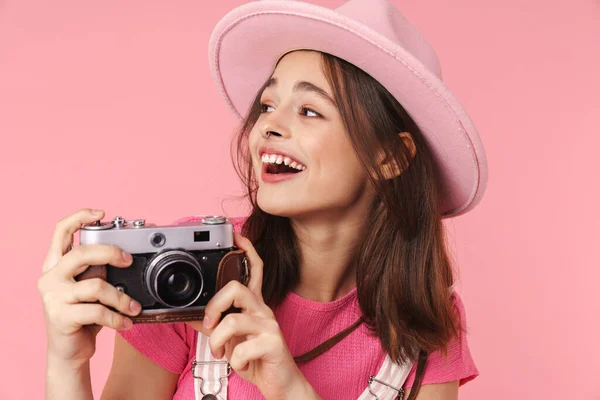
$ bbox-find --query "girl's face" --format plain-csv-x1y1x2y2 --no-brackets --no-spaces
248,50,375,220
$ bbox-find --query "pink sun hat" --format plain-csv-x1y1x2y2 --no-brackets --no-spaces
208,0,488,218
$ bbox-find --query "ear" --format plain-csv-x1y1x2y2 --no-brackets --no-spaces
377,132,417,180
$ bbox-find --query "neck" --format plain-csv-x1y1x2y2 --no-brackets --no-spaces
290,211,367,302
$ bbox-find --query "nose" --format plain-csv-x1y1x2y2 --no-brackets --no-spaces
260,107,291,140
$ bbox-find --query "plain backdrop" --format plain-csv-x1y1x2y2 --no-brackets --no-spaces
1,0,598,399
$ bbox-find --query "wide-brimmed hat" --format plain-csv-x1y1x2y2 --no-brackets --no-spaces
208,0,488,217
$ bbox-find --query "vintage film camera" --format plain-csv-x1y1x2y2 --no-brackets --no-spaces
75,215,248,323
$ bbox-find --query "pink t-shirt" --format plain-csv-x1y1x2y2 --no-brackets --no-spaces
119,217,478,398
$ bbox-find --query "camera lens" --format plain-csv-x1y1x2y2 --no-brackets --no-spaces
156,262,200,307
165,268,190,294
146,250,204,308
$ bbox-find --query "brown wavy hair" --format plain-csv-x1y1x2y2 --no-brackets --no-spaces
231,51,460,394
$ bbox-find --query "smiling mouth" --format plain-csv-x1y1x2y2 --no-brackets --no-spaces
261,153,306,175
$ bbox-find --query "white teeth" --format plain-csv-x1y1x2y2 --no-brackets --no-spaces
261,153,306,171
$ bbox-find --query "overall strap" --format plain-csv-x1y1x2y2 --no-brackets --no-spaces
357,355,414,399
193,332,230,400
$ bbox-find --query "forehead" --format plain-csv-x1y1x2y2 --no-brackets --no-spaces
269,50,331,93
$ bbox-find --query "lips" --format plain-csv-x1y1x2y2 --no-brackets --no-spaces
258,146,306,183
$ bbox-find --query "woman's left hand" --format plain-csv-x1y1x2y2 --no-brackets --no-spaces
186,233,319,400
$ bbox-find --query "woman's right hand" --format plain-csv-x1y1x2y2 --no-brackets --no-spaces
38,208,142,367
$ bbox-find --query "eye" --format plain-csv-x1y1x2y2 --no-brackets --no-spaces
260,103,274,113
300,106,321,118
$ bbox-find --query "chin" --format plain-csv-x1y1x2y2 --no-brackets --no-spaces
256,189,311,219
257,190,293,217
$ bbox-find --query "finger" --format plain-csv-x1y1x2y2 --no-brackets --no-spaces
44,208,105,272
55,243,132,280
203,281,272,330
185,320,210,336
228,335,275,372
70,278,142,317
233,233,264,295
209,313,270,358
66,303,132,332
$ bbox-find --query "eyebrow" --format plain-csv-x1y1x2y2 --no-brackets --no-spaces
263,77,337,107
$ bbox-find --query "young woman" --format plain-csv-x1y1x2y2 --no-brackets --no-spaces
38,0,488,399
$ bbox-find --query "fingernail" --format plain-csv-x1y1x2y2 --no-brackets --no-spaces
92,209,104,215
211,349,223,360
122,251,132,262
203,315,211,329
130,300,142,314
123,318,133,330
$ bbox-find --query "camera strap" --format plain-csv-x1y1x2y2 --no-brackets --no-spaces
191,317,417,400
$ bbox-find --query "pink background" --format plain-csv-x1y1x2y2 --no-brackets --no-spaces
1,0,598,399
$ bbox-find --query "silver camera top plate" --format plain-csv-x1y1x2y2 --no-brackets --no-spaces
80,215,233,254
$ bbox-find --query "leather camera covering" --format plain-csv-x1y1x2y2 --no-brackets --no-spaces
75,249,248,324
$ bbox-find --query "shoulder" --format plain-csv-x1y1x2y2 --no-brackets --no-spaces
229,216,247,232
403,291,479,388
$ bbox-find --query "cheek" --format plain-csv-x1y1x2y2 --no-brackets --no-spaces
247,128,262,164
307,130,368,190
311,128,362,174
319,157,368,195
248,127,260,150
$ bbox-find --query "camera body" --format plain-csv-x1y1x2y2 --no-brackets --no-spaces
75,215,248,323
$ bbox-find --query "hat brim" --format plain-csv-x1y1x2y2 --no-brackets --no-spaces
208,0,488,218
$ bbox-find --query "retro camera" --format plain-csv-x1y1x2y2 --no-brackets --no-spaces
75,215,248,323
